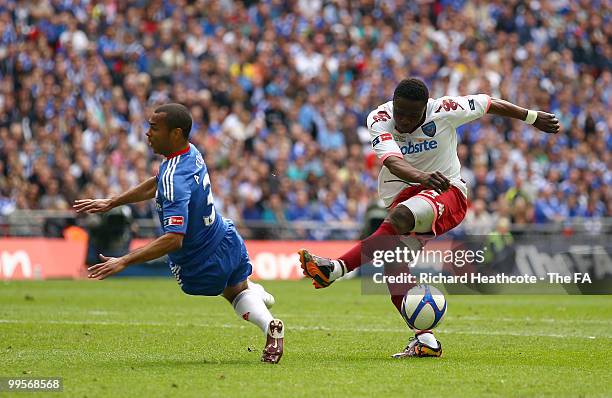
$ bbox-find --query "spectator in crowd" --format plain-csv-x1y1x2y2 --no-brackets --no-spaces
462,198,496,235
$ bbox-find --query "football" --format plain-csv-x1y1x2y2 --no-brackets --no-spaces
401,285,447,331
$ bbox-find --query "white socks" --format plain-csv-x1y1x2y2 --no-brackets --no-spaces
330,259,347,281
232,289,274,335
247,280,275,308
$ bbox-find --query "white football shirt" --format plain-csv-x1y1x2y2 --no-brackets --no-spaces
367,94,491,206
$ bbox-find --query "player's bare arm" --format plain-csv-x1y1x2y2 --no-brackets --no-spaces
73,176,158,213
487,98,560,134
87,232,183,280
383,156,451,194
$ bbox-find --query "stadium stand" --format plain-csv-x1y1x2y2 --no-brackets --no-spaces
0,0,609,239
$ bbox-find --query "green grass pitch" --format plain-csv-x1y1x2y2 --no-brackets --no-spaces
1,278,611,397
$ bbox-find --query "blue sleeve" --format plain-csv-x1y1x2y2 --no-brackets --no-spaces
161,174,191,235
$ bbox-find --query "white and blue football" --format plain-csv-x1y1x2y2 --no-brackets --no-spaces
401,285,447,331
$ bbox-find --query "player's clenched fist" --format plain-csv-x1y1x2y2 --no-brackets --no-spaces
533,111,560,134
417,171,450,193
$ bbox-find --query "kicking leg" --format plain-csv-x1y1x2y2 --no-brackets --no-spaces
336,207,412,275
386,198,434,311
223,280,284,364
388,198,442,358
299,194,443,357
298,200,418,289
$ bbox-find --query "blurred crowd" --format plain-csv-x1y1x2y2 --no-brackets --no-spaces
0,0,609,239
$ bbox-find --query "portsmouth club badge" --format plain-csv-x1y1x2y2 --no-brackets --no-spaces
421,121,436,137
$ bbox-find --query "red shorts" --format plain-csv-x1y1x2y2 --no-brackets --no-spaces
388,185,468,236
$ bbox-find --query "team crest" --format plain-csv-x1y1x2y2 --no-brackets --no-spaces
421,121,436,137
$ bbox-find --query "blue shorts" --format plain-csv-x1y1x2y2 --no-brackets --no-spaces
169,222,253,296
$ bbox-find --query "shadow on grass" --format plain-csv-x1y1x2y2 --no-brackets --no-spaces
105,354,418,369
116,357,260,368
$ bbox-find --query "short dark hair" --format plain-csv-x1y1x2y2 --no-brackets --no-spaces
393,78,429,102
154,103,192,139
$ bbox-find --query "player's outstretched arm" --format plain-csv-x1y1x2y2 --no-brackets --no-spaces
487,98,560,134
73,176,158,214
87,232,183,280
384,156,451,194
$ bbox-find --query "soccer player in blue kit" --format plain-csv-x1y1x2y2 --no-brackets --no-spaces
74,103,284,364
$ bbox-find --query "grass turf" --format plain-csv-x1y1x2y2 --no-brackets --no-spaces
0,278,611,397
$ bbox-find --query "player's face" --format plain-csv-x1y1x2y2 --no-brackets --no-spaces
146,113,171,155
393,97,428,134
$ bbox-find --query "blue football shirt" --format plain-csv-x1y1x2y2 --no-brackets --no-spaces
155,144,228,268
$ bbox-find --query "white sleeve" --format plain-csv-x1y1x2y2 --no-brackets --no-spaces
367,110,403,162
434,94,491,128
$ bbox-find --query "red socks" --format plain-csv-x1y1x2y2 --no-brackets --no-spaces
338,221,398,272
390,294,404,313
337,221,413,315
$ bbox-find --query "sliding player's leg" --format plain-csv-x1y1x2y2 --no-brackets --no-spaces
178,219,284,363
247,279,275,309
172,220,284,363
223,224,284,364
223,280,284,364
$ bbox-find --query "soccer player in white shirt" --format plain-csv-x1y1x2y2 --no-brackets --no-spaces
298,78,559,358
